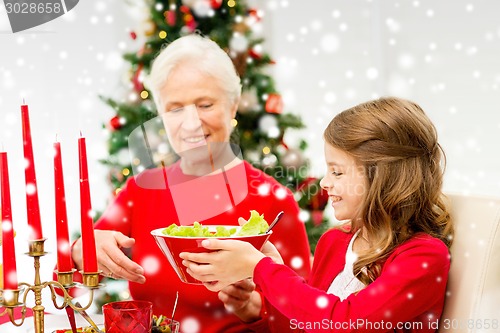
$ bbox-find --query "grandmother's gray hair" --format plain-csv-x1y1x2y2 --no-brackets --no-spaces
145,34,242,112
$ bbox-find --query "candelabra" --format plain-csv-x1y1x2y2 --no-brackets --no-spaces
0,239,102,333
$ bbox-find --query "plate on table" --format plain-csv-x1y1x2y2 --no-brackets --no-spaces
0,314,104,333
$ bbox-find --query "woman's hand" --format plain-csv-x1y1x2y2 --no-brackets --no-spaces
72,230,146,283
218,279,262,322
180,239,265,292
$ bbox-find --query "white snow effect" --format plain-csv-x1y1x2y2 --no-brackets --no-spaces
257,183,271,196
141,255,161,275
366,67,379,80
62,9,76,21
291,256,304,270
58,240,71,254
385,18,400,33
259,114,278,132
320,34,340,53
105,52,124,71
229,33,249,53
388,74,411,97
316,296,329,309
324,91,337,105
298,210,310,222
181,317,201,333
2,220,12,232
26,183,37,195
398,53,416,69
95,1,107,12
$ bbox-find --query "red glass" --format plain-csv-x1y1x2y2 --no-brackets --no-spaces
103,300,153,333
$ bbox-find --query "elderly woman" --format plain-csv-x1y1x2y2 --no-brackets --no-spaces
71,34,311,333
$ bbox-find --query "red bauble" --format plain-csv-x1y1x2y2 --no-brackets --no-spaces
249,48,262,60
109,116,122,131
248,9,262,21
210,0,223,9
265,93,283,114
298,177,329,212
164,10,176,26
130,31,137,40
311,210,325,227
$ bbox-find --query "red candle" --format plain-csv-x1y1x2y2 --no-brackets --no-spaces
0,151,19,290
54,140,72,272
78,135,98,273
21,103,43,240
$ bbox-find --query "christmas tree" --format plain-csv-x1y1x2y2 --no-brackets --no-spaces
101,0,330,253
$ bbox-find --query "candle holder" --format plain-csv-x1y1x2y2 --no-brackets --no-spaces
0,239,103,333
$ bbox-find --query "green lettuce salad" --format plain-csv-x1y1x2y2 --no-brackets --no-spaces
162,210,269,237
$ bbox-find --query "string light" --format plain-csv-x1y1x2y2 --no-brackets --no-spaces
231,119,238,127
227,0,236,8
140,90,149,99
159,31,167,39
262,146,270,154
122,168,130,176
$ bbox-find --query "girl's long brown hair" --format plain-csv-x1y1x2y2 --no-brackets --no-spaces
324,97,454,285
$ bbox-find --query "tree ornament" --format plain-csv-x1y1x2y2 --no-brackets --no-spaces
141,19,156,37
248,48,262,60
117,148,131,166
130,31,137,40
210,0,223,9
164,10,176,26
297,176,329,215
192,0,212,17
180,6,197,32
245,150,260,164
281,148,305,169
181,0,196,6
262,153,278,168
108,116,123,131
233,22,250,33
311,210,324,227
238,88,259,113
258,114,278,133
265,93,283,114
248,8,262,21
230,33,249,53
111,168,124,183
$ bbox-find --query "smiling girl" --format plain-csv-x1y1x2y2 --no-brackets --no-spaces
181,97,454,332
